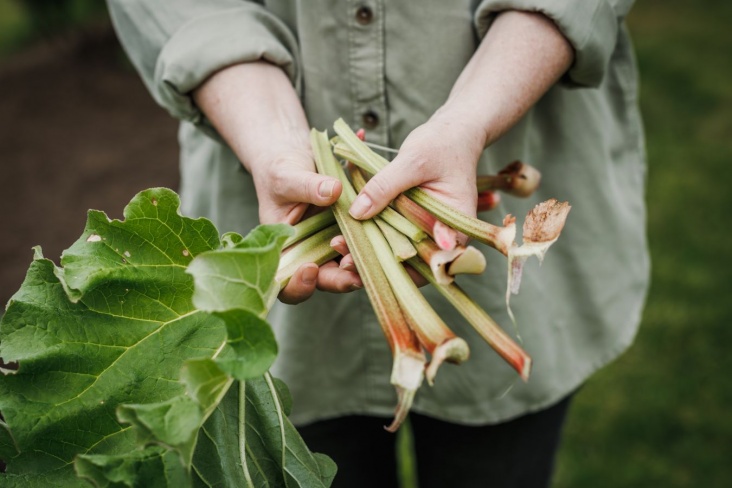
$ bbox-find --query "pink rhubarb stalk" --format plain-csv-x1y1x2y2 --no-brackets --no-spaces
333,118,517,255
413,238,486,285
476,161,542,198
314,128,469,386
408,256,532,381
311,129,425,431
477,190,501,212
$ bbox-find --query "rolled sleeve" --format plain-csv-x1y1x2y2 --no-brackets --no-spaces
108,1,300,125
474,0,624,87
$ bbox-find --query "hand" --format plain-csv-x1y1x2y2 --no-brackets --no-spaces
193,61,363,304
349,112,485,246
348,10,573,244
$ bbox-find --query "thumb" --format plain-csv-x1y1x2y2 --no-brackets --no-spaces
348,160,420,220
280,169,343,208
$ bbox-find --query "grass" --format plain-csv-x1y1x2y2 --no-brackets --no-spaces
553,1,732,486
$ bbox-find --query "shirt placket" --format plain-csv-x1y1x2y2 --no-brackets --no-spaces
347,0,389,147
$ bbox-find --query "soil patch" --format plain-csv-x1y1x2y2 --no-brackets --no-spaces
0,30,180,308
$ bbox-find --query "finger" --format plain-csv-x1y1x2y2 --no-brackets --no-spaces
338,254,356,272
279,263,319,305
316,261,363,293
278,169,343,208
348,157,422,220
330,235,350,256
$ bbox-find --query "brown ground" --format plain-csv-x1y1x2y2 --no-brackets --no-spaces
0,30,180,309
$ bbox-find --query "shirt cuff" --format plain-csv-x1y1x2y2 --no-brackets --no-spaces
153,5,301,125
474,0,619,87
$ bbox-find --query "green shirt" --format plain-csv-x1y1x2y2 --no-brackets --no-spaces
108,0,649,425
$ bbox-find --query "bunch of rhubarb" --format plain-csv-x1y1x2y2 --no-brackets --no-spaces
278,119,571,431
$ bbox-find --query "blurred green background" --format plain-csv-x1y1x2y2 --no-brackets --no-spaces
1,0,730,486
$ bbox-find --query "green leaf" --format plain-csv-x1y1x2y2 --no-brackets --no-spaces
0,419,19,461
0,188,332,486
179,359,231,416
191,376,337,487
75,445,190,488
0,189,225,479
117,397,203,466
187,224,293,317
213,309,278,381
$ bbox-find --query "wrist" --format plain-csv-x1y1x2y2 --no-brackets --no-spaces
427,105,488,160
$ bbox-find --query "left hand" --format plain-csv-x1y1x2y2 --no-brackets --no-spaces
348,111,485,246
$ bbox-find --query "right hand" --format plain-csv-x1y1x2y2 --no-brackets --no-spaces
250,146,364,305
193,61,363,305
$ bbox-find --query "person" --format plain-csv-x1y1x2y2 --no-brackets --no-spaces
107,1,649,486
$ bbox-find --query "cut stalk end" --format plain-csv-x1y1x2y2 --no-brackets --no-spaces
425,337,470,386
385,351,425,432
447,246,487,276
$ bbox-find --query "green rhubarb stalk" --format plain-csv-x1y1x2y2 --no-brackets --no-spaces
311,129,425,432
348,165,426,242
405,189,516,255
276,224,340,288
364,211,469,386
333,118,516,255
338,146,457,251
374,217,418,262
408,256,532,381
282,210,337,248
319,129,470,385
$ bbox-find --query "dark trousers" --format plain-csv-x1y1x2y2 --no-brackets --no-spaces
297,395,572,488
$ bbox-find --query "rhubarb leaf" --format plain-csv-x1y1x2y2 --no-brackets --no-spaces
190,376,337,487
187,224,293,318
75,446,190,488
0,420,18,461
0,188,332,487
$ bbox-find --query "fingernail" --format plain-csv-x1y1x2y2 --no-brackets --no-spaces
349,193,372,219
340,261,355,272
301,265,317,285
350,283,363,291
318,180,336,199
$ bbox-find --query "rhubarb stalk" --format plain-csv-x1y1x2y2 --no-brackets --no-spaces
374,217,418,262
316,129,470,385
408,257,532,381
282,210,337,248
413,238,486,285
276,224,340,288
333,118,517,255
476,160,541,198
348,165,427,243
311,129,425,431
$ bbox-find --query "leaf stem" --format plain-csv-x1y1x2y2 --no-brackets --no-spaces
239,380,255,488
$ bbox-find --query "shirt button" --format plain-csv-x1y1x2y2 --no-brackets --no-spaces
355,5,373,25
361,110,379,129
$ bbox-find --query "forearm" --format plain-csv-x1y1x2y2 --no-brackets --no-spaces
435,10,574,146
192,61,310,174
